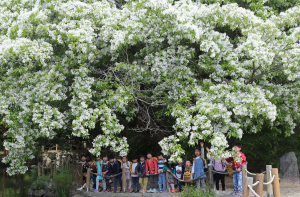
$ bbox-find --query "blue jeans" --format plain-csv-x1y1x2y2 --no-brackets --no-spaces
158,173,167,191
233,170,243,192
178,180,182,192
114,174,122,190
91,174,96,189
132,177,140,191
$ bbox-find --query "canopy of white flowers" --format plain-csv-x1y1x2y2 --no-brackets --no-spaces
0,0,300,175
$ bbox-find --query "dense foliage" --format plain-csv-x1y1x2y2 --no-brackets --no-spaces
1,0,300,175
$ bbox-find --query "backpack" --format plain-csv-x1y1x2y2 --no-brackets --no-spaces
184,167,192,183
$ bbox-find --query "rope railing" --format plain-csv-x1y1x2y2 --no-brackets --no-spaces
248,185,260,197
263,174,275,185
252,181,260,187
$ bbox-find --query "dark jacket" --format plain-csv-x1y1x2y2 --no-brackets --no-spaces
108,161,121,176
88,163,97,174
135,161,147,178
102,163,110,179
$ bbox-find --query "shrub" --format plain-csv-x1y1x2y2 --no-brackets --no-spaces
55,184,71,197
180,185,216,197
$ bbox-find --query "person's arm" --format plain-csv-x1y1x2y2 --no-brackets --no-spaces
191,160,195,178
154,159,158,174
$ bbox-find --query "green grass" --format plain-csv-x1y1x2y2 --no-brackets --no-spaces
180,185,216,197
40,168,72,185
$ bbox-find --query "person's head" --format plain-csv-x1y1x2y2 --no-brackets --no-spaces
122,156,128,163
157,152,164,160
146,151,152,159
199,140,204,147
132,155,138,163
233,143,242,152
86,158,92,165
140,154,146,162
194,147,201,157
96,156,101,161
102,154,108,162
177,158,183,166
82,168,87,176
185,160,192,167
108,154,115,163
81,155,87,161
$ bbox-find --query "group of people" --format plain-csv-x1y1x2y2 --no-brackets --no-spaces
77,142,246,195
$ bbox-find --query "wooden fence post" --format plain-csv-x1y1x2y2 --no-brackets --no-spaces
122,167,126,192
86,168,91,191
208,166,214,190
50,163,54,182
42,158,46,175
79,165,83,186
243,177,253,197
266,165,273,197
272,168,280,197
255,173,264,197
72,165,75,185
42,146,44,152
56,144,58,152
38,162,41,177
76,165,80,186
242,164,247,193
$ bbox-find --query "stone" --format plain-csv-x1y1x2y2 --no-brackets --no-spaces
28,188,34,196
33,189,46,197
279,152,300,183
44,191,55,197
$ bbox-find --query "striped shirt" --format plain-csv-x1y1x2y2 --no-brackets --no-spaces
158,159,166,171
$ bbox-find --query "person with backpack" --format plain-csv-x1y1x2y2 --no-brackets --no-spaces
135,154,147,193
182,160,193,184
108,154,122,193
157,152,167,193
121,156,132,192
94,156,103,192
207,146,227,195
192,147,207,190
174,159,185,192
146,151,158,193
164,158,177,193
226,143,247,196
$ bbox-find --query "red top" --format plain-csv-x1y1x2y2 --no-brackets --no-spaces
146,157,158,174
226,152,246,168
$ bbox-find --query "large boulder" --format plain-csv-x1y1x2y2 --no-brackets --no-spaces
279,152,299,183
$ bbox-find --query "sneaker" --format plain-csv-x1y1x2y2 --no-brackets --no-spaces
94,189,99,192
229,191,236,195
114,189,117,193
136,190,139,193
147,189,153,193
77,187,83,191
172,189,175,193
131,190,136,193
222,191,226,195
237,191,243,196
139,189,143,193
152,189,157,193
128,188,131,192
158,190,162,193
100,189,105,192
175,190,180,193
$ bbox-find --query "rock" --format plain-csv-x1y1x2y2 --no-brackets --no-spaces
33,189,46,197
28,188,34,196
44,191,55,197
279,152,300,183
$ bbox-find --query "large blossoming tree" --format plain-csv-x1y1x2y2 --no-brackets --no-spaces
1,0,300,175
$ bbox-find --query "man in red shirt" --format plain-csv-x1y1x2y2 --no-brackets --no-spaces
226,143,246,196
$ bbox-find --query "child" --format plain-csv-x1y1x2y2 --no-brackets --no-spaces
130,155,140,193
77,168,88,191
207,146,226,195
121,156,132,192
182,160,193,183
94,156,103,192
226,143,246,196
102,156,112,192
175,159,185,192
192,147,207,190
86,158,97,190
146,151,158,193
135,154,147,193
108,154,122,193
157,152,167,193
164,158,177,193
